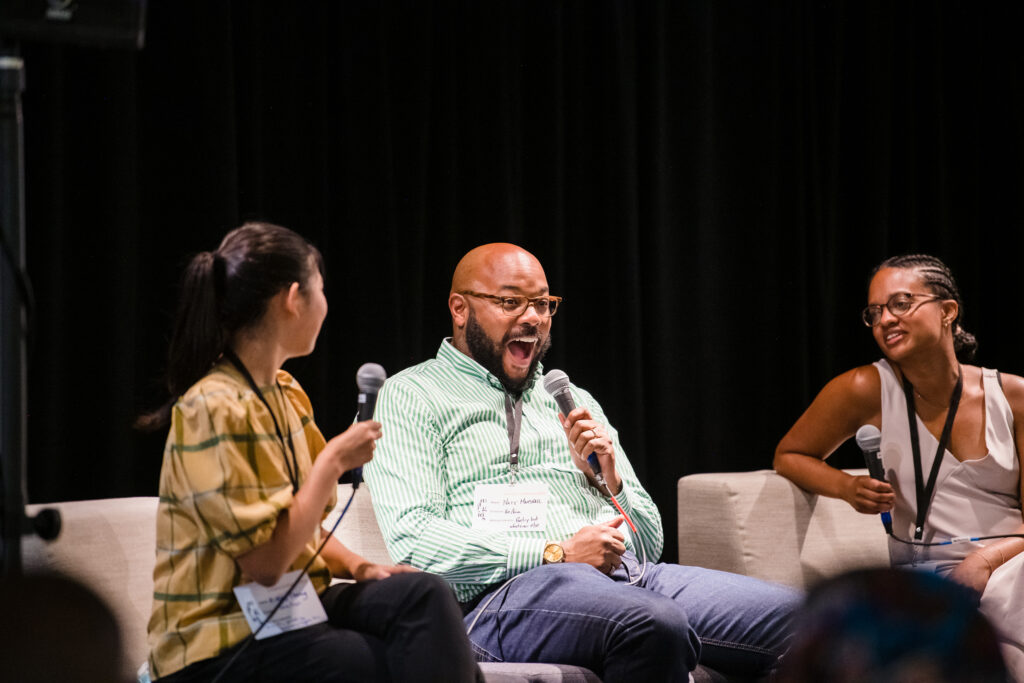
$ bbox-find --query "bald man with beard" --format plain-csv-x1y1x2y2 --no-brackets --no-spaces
363,244,799,681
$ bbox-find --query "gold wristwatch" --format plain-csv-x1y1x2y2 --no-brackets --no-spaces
543,542,565,564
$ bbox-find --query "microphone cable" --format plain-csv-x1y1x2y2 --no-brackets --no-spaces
597,476,647,586
885,529,1024,548
465,482,652,646
209,485,358,683
465,479,650,636
465,575,521,637
213,365,384,680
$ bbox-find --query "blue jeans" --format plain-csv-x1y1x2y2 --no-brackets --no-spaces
463,553,800,682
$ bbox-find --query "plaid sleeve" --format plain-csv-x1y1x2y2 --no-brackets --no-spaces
166,382,295,558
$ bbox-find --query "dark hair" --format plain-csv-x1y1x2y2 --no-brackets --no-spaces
777,567,1007,683
138,222,323,430
871,254,978,362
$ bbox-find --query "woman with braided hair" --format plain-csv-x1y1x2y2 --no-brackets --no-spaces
775,254,1024,680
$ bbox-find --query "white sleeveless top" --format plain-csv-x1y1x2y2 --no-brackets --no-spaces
875,359,1022,568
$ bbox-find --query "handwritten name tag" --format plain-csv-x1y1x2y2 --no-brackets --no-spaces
472,483,549,532
233,570,328,640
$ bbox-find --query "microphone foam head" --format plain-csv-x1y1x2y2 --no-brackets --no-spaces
356,363,387,392
543,369,571,396
855,424,882,451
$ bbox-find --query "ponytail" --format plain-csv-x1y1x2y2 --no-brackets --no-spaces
137,222,322,431
952,326,978,364
166,251,227,398
136,251,225,430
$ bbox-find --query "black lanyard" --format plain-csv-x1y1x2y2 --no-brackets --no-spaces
223,349,301,494
901,367,963,540
504,393,524,482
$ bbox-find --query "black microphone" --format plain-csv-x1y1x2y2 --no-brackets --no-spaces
855,424,892,535
543,369,602,478
352,363,387,489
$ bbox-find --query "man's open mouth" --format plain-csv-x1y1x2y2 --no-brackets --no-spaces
506,336,538,364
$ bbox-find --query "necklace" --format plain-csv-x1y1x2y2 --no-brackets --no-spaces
914,388,947,407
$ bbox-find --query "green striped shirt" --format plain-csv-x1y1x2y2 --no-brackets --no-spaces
364,339,664,603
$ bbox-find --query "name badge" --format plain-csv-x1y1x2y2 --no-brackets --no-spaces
472,483,549,532
233,570,328,639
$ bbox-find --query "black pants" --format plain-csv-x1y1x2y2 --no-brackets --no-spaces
159,572,482,683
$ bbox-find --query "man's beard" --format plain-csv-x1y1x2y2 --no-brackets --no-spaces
465,307,551,394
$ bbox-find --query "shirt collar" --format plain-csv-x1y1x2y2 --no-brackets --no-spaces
437,338,544,394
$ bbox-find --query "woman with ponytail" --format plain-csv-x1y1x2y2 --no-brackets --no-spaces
774,254,1024,679
143,223,480,682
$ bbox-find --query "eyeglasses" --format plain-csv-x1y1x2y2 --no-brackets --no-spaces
861,292,942,327
459,291,563,317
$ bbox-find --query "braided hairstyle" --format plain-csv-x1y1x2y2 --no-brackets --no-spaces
138,222,323,430
871,254,977,362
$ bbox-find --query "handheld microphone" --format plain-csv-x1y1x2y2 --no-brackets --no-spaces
352,363,387,489
543,369,602,478
855,424,892,535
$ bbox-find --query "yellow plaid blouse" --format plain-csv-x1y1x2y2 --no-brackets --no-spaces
147,361,334,679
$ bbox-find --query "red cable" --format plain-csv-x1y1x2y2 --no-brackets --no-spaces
608,489,638,535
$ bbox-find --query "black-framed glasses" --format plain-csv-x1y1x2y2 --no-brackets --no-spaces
861,292,942,327
459,291,563,317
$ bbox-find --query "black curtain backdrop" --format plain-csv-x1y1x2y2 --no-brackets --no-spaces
13,0,1024,564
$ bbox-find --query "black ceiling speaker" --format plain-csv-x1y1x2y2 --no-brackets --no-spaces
0,0,147,50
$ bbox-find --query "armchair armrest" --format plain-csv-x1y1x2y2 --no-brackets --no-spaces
677,469,890,590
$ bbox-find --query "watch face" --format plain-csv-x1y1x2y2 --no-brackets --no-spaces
544,543,564,563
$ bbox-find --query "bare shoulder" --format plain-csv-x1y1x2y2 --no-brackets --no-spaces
797,363,882,431
776,363,883,461
821,364,882,412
